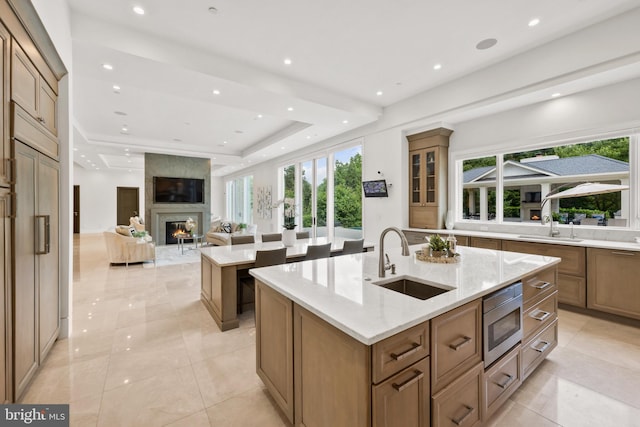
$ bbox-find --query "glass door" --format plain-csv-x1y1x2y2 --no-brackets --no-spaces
301,157,328,237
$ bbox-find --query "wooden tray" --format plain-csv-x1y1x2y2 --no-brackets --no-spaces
415,250,460,264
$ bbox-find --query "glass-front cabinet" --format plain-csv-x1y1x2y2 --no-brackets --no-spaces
407,128,452,229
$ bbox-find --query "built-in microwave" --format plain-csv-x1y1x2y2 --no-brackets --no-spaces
483,282,523,367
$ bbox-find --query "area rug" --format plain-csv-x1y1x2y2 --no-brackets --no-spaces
144,244,203,268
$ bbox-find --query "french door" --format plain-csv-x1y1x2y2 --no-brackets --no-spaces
300,157,328,237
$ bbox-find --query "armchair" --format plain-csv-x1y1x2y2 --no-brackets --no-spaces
104,231,155,266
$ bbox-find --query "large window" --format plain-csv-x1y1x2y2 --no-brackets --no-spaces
278,144,362,238
226,175,253,224
459,136,632,227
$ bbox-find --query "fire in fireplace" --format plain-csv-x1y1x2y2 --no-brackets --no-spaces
530,209,542,221
166,221,188,244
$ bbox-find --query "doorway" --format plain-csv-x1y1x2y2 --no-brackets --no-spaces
116,187,139,226
73,185,80,233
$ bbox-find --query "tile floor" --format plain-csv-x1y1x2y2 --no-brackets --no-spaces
19,233,640,426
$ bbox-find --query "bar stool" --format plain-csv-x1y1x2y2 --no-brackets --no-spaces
261,233,282,242
231,235,255,245
304,243,332,261
341,238,364,255
237,247,287,313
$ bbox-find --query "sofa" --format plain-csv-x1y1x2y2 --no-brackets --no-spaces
205,219,256,245
104,227,155,266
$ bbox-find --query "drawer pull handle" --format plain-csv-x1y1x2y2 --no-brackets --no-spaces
530,310,551,322
531,281,551,290
532,340,550,353
451,405,474,426
392,369,423,392
390,342,421,361
449,336,472,351
496,373,513,389
611,251,635,256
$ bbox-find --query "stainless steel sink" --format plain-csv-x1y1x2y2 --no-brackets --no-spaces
517,235,582,243
375,279,453,300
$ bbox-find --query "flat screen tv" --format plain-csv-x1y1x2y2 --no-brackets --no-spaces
153,176,204,203
362,179,388,198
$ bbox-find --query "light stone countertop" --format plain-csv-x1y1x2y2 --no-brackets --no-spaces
404,228,640,252
250,245,560,345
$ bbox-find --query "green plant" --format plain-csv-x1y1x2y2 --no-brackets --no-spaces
132,231,147,238
429,234,448,252
239,223,247,230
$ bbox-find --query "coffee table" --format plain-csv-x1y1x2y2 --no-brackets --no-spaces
176,233,204,254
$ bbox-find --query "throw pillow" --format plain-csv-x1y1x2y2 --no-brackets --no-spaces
115,226,132,237
221,222,232,233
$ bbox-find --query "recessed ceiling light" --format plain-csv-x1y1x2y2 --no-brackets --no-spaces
86,159,91,163
113,84,120,91
223,141,228,144
102,63,113,70
528,18,540,27
476,38,498,50
128,170,132,172
96,168,100,170
127,160,132,163
342,120,349,124
124,148,129,152
257,114,263,119
306,136,311,139
433,63,442,70
281,146,285,150
122,126,128,131
125,153,130,156
133,6,145,15
283,58,292,66
212,89,221,95
80,154,85,158
551,93,561,98
376,91,383,96
287,107,294,111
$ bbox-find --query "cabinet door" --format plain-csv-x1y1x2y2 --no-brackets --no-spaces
10,41,38,119
409,150,424,207
409,206,437,229
200,256,212,301
0,23,10,187
37,154,59,360
13,141,38,399
0,188,11,403
424,148,437,205
256,281,293,423
469,237,501,250
38,80,56,136
373,357,430,427
587,248,640,319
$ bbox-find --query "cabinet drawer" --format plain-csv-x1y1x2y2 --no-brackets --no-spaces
522,319,558,381
502,240,585,277
523,291,558,342
522,267,556,307
431,299,482,393
469,237,501,250
483,344,521,420
409,206,438,229
373,321,429,384
432,361,483,427
373,357,430,427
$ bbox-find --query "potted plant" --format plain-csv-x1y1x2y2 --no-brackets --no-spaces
428,234,448,258
273,198,297,246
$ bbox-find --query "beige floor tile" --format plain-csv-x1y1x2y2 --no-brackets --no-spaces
43,331,114,368
104,335,192,391
163,410,211,427
115,301,177,328
484,399,560,427
98,365,204,427
567,329,640,371
182,324,256,364
68,393,102,427
111,317,184,353
205,386,292,427
192,346,263,407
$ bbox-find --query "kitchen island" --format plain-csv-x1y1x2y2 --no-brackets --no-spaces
251,245,560,426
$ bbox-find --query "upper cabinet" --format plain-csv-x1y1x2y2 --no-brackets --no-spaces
0,22,9,187
10,40,57,137
407,128,452,229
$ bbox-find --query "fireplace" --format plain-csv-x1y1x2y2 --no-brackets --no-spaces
530,209,542,221
165,221,187,245
150,207,206,245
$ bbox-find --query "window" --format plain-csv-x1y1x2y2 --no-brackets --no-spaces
458,136,632,227
226,175,253,224
334,146,362,238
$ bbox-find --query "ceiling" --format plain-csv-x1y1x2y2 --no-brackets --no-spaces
67,0,640,176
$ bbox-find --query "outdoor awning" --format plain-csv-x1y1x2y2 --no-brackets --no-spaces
541,182,629,206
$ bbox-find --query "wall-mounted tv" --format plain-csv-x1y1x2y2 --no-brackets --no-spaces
154,176,204,203
362,179,389,198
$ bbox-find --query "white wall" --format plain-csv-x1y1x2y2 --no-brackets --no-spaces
74,165,144,232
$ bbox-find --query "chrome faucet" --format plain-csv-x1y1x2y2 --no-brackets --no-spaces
378,227,410,277
543,215,560,237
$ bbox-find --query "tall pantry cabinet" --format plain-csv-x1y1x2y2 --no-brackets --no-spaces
0,0,66,402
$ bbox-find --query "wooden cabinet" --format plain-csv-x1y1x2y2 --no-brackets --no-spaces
522,319,557,380
294,304,371,427
373,357,430,427
469,237,501,250
13,141,59,399
502,240,586,307
11,40,57,137
587,248,640,319
407,128,451,229
432,361,483,427
0,188,11,403
402,230,469,248
430,299,482,394
256,282,294,423
372,321,429,384
0,22,9,187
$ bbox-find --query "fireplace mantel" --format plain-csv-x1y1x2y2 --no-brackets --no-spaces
151,207,206,245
